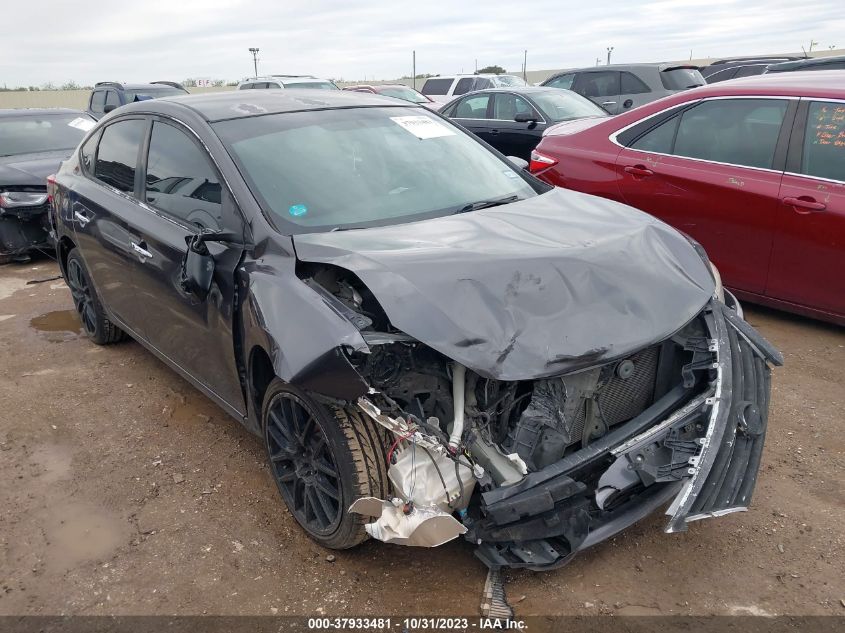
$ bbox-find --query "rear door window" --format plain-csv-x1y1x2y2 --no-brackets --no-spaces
454,94,491,119
94,119,146,192
734,64,767,78
453,78,476,96
705,67,740,83
799,101,845,182
574,72,620,98
631,116,680,153
672,99,788,169
421,78,453,95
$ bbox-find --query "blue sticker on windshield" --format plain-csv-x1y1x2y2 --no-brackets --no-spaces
289,204,308,217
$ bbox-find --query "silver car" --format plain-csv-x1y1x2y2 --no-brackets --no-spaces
541,63,705,114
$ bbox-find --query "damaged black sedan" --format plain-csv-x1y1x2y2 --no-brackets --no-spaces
50,90,782,570
1,108,95,263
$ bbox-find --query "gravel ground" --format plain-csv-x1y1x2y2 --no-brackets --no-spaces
0,259,842,617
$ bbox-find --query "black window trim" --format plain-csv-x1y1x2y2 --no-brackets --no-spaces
785,97,845,185
611,95,800,175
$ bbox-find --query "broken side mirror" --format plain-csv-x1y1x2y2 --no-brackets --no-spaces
181,235,215,301
180,230,244,301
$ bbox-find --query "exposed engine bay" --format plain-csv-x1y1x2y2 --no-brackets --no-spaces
298,262,783,569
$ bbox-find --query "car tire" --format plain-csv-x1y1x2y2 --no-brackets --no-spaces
65,248,127,345
262,378,391,549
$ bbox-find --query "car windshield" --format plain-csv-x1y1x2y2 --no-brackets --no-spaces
490,75,527,87
531,90,608,121
214,106,537,233
285,81,338,90
125,87,188,101
379,87,428,103
0,113,94,157
660,68,706,90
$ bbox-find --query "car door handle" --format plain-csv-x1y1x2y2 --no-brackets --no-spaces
131,241,153,259
601,101,617,106
624,165,654,178
73,209,92,227
783,196,826,213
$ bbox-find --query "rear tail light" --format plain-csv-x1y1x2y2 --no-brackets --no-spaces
529,150,558,174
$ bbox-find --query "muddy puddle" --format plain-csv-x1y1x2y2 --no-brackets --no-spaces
30,444,73,484
41,502,131,573
30,309,81,341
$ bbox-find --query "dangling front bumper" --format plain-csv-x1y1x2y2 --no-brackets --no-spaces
468,299,782,570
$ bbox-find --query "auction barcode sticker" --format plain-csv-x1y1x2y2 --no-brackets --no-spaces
68,117,95,131
391,115,455,139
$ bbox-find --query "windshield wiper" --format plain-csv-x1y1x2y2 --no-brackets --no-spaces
454,194,521,214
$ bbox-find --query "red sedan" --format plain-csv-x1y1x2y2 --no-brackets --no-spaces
530,71,845,325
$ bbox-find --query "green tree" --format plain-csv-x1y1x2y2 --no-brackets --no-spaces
477,65,506,74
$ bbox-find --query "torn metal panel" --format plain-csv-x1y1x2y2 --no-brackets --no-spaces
293,187,715,380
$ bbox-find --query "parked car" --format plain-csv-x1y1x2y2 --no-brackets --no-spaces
440,87,607,160
530,71,845,325
342,84,436,107
86,82,188,120
238,75,339,90
49,89,780,570
766,55,845,73
701,57,803,83
0,108,95,263
420,74,527,104
540,63,705,114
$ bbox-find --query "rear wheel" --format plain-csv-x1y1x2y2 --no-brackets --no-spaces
65,248,126,345
262,379,390,549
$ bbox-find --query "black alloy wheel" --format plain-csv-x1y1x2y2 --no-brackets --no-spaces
261,379,390,549
66,256,97,337
266,392,343,536
64,248,126,345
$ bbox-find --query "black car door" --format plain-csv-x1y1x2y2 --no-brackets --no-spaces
131,117,247,416
489,92,547,160
450,93,495,145
71,118,150,332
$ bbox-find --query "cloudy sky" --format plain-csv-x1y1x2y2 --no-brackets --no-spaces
1,0,843,87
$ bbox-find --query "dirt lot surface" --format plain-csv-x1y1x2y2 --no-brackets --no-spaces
1,258,843,617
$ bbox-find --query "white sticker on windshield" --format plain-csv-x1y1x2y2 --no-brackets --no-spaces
390,115,455,140
68,117,95,132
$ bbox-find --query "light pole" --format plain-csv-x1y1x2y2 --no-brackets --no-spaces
248,47,260,78
606,46,614,65
523,49,528,81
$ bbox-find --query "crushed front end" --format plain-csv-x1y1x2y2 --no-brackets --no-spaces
339,293,781,570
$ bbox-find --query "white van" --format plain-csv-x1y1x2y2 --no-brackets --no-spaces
420,74,527,104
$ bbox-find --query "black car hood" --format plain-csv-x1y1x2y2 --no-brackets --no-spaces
0,150,69,186
293,188,715,380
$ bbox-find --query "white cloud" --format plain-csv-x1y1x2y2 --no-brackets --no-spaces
0,0,842,86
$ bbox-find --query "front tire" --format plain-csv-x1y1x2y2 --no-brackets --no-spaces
65,248,126,345
262,379,390,549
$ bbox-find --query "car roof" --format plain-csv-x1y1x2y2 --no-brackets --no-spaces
0,108,87,118
455,87,567,96
767,55,845,72
94,82,184,90
119,89,417,122
689,69,845,98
